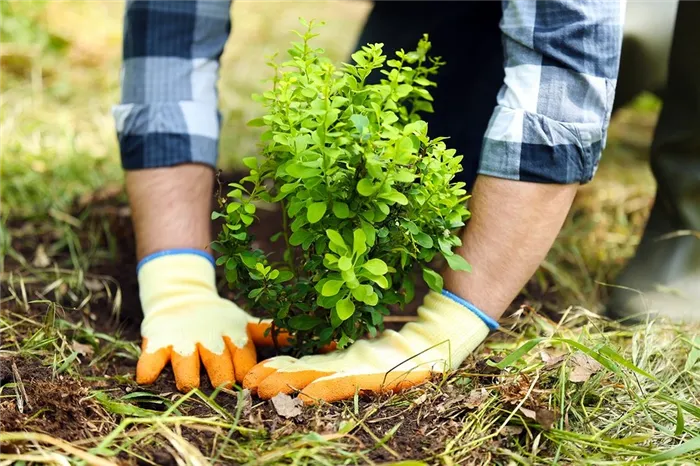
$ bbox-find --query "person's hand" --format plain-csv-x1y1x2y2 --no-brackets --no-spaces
135,250,285,391
243,291,498,404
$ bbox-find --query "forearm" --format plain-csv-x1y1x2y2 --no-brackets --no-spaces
126,165,214,260
443,175,577,319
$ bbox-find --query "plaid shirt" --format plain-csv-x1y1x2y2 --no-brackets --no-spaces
114,0,624,184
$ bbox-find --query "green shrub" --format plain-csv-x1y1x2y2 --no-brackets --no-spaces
213,20,471,355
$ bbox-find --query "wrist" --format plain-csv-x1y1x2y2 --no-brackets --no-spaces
137,250,219,313
137,248,215,273
441,289,499,330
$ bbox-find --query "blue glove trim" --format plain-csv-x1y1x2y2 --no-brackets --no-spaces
441,289,500,330
136,248,215,273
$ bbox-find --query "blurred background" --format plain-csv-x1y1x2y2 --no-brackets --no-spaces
0,0,661,311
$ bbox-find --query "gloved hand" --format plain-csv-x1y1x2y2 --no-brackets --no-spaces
136,249,285,392
243,290,499,404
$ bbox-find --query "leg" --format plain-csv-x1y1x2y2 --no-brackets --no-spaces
357,1,504,191
608,1,700,322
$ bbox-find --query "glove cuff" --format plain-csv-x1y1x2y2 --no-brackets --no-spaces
441,289,500,330
137,248,215,273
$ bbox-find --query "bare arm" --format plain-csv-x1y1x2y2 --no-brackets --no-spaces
443,175,577,319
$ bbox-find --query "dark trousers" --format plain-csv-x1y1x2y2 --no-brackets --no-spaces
611,0,700,302
356,1,504,191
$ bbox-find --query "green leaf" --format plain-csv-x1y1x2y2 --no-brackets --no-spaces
445,253,471,272
275,270,294,283
362,259,388,276
247,117,266,127
380,190,408,205
368,274,389,289
242,157,258,169
287,163,321,179
338,256,353,271
330,308,343,328
357,178,377,196
322,279,344,297
336,298,355,321
414,232,434,249
239,253,259,269
353,229,367,255
289,315,323,330
422,268,443,292
350,114,369,135
332,202,350,219
289,229,312,246
307,202,327,224
360,221,376,247
351,285,368,302
326,229,347,251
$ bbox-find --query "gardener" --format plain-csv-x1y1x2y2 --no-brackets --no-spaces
114,1,627,401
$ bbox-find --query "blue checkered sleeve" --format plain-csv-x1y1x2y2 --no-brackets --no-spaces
112,0,232,170
479,0,625,184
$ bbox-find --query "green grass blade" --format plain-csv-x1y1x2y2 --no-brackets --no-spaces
489,337,546,369
634,435,700,463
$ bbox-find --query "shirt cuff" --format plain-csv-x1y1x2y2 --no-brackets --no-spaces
478,105,605,184
113,102,220,170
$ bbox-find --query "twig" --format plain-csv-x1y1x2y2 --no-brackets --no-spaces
11,361,32,413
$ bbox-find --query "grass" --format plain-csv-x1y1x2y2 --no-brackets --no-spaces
1,1,698,465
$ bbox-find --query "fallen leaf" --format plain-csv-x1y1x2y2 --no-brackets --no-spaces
464,388,488,409
540,349,567,368
412,393,428,406
32,244,51,268
519,407,537,420
71,341,94,357
536,408,557,430
500,425,524,436
569,352,603,383
271,393,303,418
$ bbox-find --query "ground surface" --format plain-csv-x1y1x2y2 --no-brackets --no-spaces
1,2,699,465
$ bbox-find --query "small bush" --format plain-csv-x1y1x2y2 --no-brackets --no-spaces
214,20,471,355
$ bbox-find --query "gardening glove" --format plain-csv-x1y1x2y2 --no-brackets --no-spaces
243,290,499,404
136,249,285,392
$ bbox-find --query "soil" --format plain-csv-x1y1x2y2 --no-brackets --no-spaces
0,172,554,464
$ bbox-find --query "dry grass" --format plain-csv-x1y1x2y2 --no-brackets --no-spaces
1,1,698,465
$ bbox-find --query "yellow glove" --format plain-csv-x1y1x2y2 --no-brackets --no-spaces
243,290,498,404
136,250,283,392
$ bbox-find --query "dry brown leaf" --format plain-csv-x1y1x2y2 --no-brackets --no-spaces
535,408,557,430
271,393,303,418
519,407,537,420
500,425,524,436
464,388,489,409
71,341,94,357
540,349,567,368
32,244,51,268
569,352,603,382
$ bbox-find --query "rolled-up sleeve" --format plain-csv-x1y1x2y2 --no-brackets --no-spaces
478,0,625,184
113,0,232,170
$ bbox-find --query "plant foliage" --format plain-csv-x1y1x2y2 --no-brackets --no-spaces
214,20,471,355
